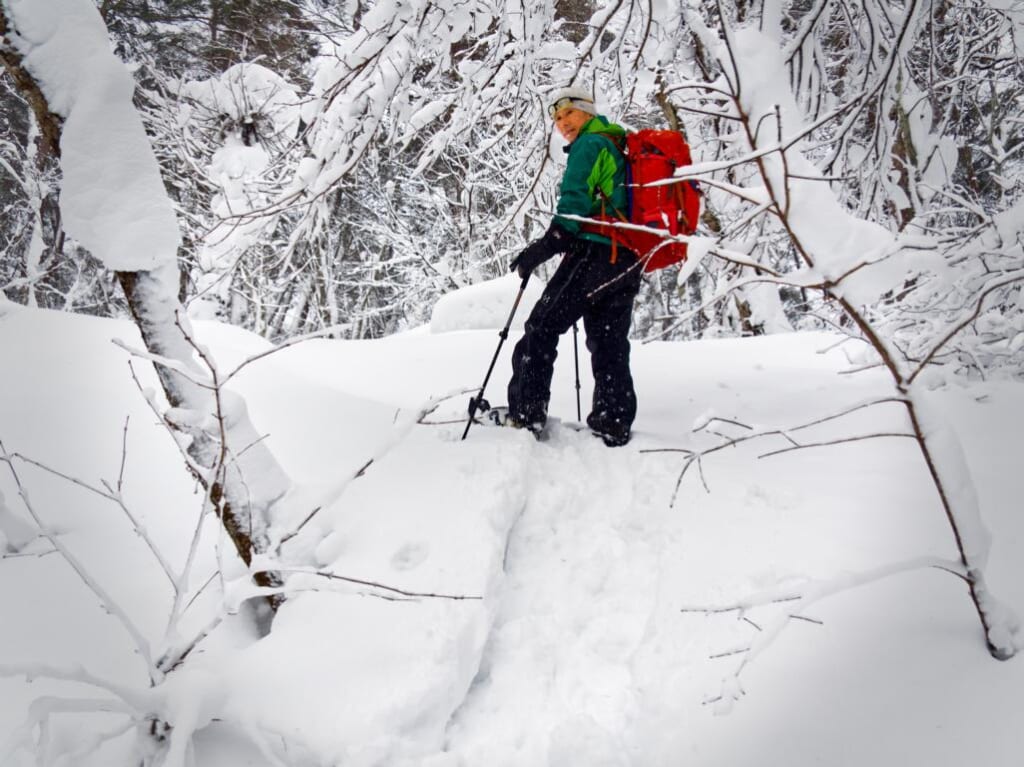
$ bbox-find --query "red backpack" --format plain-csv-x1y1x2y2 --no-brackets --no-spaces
582,129,702,272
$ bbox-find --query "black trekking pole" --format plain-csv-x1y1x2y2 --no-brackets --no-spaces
571,321,582,421
462,273,531,440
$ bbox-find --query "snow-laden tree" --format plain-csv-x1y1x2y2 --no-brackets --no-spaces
8,0,1020,352
0,61,119,313
161,0,710,337
0,0,296,616
651,0,1023,661
99,0,316,82
159,0,825,340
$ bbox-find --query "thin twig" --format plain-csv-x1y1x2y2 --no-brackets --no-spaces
758,431,915,458
789,614,824,626
278,390,466,548
117,415,130,493
7,451,178,588
259,567,483,602
0,444,158,681
709,647,750,659
688,556,970,705
222,322,352,384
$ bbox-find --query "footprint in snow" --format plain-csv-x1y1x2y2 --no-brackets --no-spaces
391,541,429,571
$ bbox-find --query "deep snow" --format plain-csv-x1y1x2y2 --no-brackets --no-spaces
1,281,1023,766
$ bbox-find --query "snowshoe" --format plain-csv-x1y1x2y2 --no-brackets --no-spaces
472,402,546,441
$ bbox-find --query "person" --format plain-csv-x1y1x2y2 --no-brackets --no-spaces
505,86,642,447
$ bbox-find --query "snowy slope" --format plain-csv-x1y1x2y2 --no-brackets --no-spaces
1,288,1023,767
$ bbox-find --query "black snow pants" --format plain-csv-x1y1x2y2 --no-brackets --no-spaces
507,237,642,429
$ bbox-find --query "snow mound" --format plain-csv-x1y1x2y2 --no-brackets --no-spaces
220,427,533,764
4,304,1024,767
430,275,544,333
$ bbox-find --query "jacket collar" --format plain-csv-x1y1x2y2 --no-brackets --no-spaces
563,115,623,153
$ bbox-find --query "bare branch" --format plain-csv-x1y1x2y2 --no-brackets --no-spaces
688,556,971,708
117,415,129,493
253,566,483,602
757,431,916,459
6,450,178,589
908,271,1024,385
0,442,158,681
222,322,352,384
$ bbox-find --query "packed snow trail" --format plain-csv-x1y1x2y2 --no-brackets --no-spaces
440,422,684,765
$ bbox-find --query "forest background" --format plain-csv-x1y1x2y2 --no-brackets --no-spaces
1,0,1017,347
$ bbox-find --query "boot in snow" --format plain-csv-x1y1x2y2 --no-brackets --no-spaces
483,405,546,441
586,412,631,447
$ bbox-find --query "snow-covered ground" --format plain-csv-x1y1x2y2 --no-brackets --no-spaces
1,280,1023,766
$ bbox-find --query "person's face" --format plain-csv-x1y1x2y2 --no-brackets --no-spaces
553,107,591,143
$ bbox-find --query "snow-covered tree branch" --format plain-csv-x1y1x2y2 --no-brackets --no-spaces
664,1,1023,659
0,0,294,611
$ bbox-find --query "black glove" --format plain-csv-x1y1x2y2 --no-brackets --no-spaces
510,223,573,278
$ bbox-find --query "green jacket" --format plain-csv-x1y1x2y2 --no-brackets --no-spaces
553,115,628,245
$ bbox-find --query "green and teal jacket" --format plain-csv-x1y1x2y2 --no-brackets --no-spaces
553,115,628,245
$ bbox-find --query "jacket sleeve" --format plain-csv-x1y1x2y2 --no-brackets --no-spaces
553,135,619,234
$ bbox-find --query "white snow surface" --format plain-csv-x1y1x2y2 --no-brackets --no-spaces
430,274,544,333
5,0,181,272
2,283,1023,766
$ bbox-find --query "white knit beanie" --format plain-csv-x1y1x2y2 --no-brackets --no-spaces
548,86,597,116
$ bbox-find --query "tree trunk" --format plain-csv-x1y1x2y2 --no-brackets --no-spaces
2,5,288,620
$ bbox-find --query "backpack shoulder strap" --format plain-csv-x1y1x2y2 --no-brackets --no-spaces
592,131,627,154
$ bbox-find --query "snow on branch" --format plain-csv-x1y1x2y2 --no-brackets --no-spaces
2,0,180,271
0,661,150,766
907,269,1024,385
0,662,148,708
683,556,971,714
642,396,910,504
668,8,1023,662
242,564,484,605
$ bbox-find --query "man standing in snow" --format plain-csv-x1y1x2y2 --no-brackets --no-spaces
505,87,642,447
